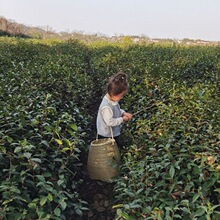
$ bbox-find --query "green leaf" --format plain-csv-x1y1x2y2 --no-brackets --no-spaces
192,193,200,203
136,188,144,195
47,193,53,202
55,138,62,145
31,158,42,163
41,140,49,147
112,204,124,209
70,123,78,131
180,199,189,206
57,179,64,186
28,202,37,209
54,208,61,217
130,204,141,209
61,147,70,152
169,166,175,179
31,118,39,125
14,147,22,153
194,208,205,217
214,188,220,193
24,152,32,159
40,196,47,206
65,139,72,147
2,198,13,205
36,175,45,182
37,208,44,218
75,208,82,216
60,201,67,210
127,192,135,197
181,207,191,214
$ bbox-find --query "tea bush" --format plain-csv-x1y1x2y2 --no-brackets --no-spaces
0,38,93,219
112,45,220,219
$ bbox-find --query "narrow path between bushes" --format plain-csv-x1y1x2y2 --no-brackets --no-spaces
79,177,116,220
73,155,117,220
76,69,117,219
74,147,117,220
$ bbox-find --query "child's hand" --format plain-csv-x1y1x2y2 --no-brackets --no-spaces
122,112,133,121
122,115,129,122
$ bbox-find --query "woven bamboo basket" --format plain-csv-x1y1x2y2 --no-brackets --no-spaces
87,138,121,182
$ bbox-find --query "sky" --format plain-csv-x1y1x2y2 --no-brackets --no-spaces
0,0,220,41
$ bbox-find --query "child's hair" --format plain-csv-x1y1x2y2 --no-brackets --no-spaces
107,71,128,96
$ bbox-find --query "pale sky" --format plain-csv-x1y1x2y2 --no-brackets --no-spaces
0,0,220,41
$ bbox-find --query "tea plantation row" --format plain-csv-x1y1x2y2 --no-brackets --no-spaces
0,37,219,219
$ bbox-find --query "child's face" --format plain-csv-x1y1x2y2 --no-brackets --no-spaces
111,90,127,102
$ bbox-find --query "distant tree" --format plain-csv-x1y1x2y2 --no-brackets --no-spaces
0,16,13,33
0,16,30,37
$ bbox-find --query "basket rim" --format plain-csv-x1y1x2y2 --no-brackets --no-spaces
91,138,115,146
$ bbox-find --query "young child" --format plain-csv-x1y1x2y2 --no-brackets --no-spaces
96,71,132,148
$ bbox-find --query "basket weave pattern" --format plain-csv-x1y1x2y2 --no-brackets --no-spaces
87,138,121,182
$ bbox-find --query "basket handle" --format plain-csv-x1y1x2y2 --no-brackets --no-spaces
96,126,114,141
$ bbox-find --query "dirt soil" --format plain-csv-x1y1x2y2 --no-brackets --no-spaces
74,169,117,220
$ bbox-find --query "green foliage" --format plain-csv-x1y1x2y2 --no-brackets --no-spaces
0,37,220,219
0,38,91,219
113,45,220,219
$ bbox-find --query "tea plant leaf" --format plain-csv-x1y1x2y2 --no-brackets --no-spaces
40,196,47,206
214,188,220,193
54,138,62,145
24,152,32,159
70,123,78,131
192,193,200,203
194,208,205,217
54,208,61,217
60,201,67,210
47,193,53,202
169,165,175,179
